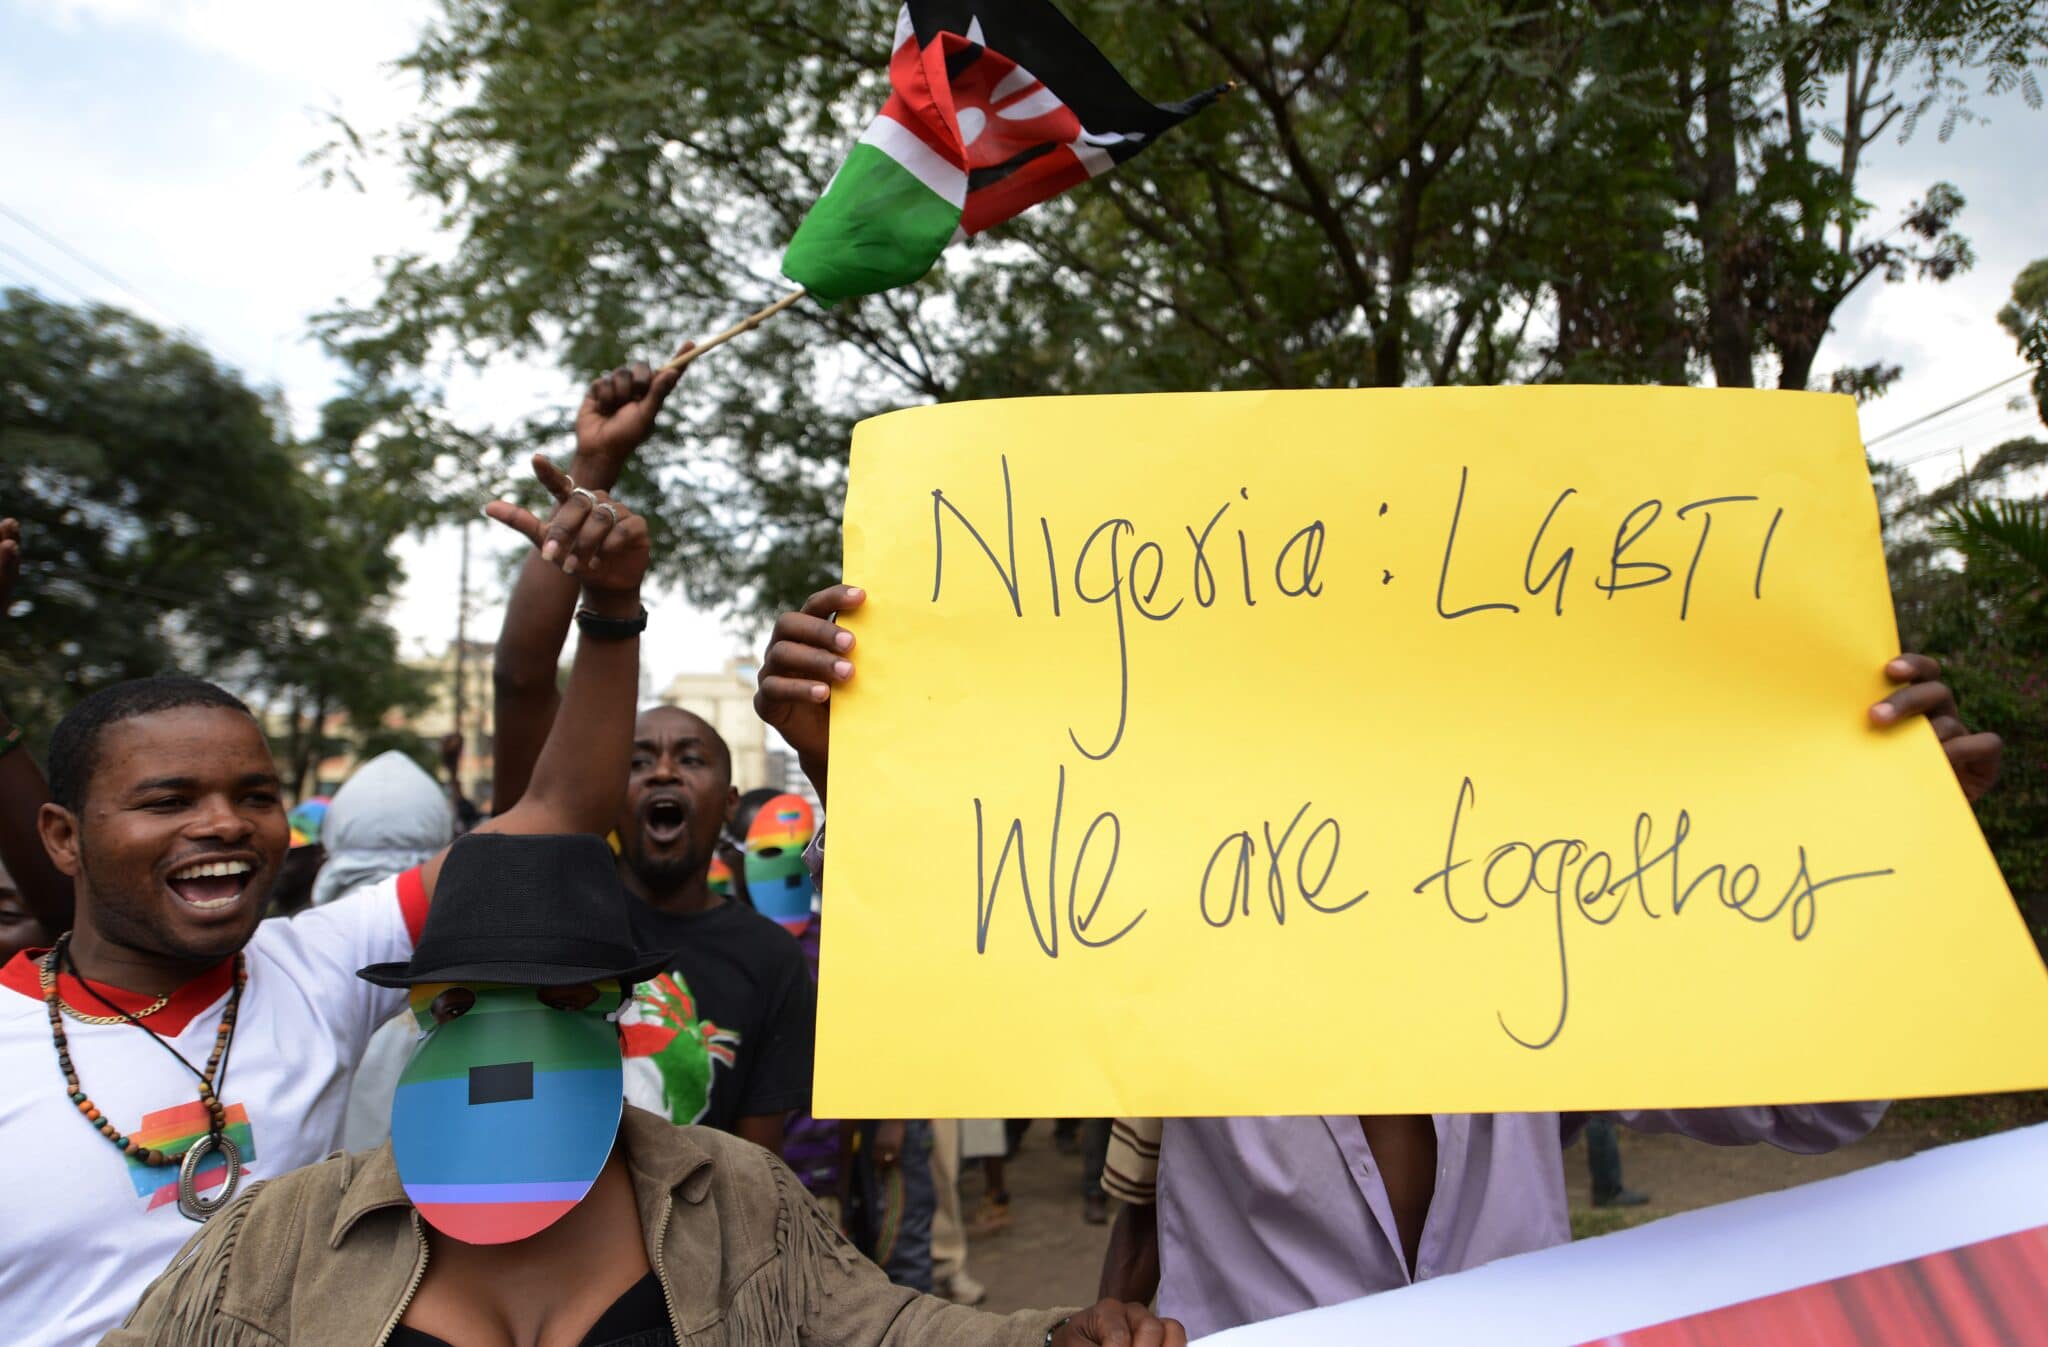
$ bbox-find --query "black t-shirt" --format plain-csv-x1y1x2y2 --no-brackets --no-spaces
623,898,816,1133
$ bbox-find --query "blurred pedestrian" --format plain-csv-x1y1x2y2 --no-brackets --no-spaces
0,857,49,965
316,752,459,1151
311,752,453,909
1585,1115,1650,1208
930,1119,988,1304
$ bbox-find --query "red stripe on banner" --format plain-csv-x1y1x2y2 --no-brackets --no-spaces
1587,1224,2048,1346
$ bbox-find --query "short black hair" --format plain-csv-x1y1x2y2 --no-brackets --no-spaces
48,675,253,812
636,704,734,776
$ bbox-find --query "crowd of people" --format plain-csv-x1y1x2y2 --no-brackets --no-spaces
0,357,2005,1346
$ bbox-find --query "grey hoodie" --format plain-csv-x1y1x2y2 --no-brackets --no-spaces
308,750,454,908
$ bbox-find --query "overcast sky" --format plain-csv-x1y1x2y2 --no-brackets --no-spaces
2,1,2040,689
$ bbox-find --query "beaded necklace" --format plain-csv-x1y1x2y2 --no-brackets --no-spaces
40,933,248,1221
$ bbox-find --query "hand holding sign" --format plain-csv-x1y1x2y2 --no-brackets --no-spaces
1869,654,2002,801
756,583,864,804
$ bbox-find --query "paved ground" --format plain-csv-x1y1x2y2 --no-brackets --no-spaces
956,1108,2015,1313
953,1125,1113,1316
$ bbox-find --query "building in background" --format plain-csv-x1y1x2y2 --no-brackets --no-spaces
398,637,497,809
273,638,496,804
283,647,822,819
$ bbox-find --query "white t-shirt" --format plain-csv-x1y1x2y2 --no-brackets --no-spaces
0,868,426,1347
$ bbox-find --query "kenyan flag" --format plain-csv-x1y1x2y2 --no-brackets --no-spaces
782,1,1227,305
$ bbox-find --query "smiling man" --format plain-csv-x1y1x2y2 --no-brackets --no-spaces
0,457,653,1347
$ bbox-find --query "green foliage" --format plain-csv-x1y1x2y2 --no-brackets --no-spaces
1883,435,2048,954
1998,256,2048,425
0,290,433,788
1936,498,2048,614
321,0,2045,620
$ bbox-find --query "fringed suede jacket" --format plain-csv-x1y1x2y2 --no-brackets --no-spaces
105,1106,1071,1347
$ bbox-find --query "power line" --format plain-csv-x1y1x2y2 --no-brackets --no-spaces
0,200,271,377
1884,408,2042,471
0,201,176,321
0,259,43,294
0,240,94,304
1874,397,2026,450
1864,370,2032,448
1889,417,2046,471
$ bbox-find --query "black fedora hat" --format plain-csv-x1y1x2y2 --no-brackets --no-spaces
358,833,674,989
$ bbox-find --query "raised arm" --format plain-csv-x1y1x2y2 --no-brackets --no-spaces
0,519,78,934
493,350,688,812
422,455,653,895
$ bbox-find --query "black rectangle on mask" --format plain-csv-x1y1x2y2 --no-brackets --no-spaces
469,1060,536,1105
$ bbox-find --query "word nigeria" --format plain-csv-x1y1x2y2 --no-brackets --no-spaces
929,454,1788,763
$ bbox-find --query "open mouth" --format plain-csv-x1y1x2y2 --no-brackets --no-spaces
164,858,257,913
640,797,688,848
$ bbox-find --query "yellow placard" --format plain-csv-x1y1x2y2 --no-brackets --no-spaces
815,388,2048,1117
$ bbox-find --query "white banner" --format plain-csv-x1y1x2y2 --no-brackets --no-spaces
1203,1121,2048,1345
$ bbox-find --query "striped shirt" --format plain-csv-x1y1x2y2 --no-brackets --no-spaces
1102,1117,1162,1204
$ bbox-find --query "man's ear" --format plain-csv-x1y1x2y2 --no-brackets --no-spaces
723,786,739,829
37,803,82,878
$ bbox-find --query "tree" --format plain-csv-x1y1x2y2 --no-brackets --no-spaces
1999,256,2048,424
322,1,2046,619
0,289,433,781
1880,433,2048,956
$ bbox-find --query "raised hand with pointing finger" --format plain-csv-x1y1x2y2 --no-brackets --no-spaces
485,453,650,603
489,350,690,817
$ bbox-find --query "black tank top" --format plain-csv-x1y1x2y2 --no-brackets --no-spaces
386,1271,674,1347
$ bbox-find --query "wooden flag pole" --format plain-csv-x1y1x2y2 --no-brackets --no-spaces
666,287,808,372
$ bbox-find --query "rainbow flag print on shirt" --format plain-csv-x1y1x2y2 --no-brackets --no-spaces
125,1099,257,1210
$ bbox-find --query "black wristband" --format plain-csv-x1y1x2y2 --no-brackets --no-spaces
574,604,647,642
1044,1317,1071,1347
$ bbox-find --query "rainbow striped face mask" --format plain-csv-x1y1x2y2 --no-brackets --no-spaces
391,980,626,1244
743,793,817,933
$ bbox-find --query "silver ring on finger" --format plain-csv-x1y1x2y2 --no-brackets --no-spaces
569,486,600,507
594,502,619,526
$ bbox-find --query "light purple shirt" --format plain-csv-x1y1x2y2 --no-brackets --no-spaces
1157,1106,1887,1339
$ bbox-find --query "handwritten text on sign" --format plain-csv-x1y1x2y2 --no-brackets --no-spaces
814,389,2048,1117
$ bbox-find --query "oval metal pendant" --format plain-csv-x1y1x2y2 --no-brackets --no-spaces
176,1132,243,1222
